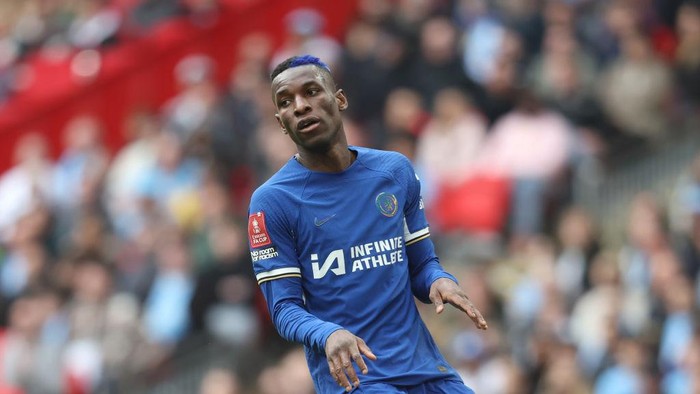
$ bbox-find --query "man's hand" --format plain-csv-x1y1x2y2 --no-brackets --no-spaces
429,277,488,330
325,329,377,392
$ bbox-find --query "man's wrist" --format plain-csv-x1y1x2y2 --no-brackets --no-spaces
429,272,458,289
320,325,345,351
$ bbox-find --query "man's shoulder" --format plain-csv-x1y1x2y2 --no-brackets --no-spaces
355,146,411,172
251,161,306,206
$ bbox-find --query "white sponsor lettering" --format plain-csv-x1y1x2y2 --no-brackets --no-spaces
251,234,270,246
311,250,346,279
351,250,403,272
349,236,403,258
312,236,405,279
251,247,279,262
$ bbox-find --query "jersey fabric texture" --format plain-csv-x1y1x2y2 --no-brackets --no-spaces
353,379,475,393
248,147,471,394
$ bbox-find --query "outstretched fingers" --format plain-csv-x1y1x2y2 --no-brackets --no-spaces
328,357,353,392
340,351,360,390
448,292,488,330
325,331,378,392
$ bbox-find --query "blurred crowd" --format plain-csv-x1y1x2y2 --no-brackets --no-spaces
0,0,700,393
0,0,223,104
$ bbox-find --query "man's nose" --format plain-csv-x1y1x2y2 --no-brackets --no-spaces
293,95,311,115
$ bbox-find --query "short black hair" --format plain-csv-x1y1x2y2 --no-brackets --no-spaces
270,55,332,82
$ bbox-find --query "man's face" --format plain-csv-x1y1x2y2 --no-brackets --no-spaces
271,65,347,153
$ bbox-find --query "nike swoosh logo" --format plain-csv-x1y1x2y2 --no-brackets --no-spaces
314,214,336,227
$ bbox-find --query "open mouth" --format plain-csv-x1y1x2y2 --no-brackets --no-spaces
297,117,320,132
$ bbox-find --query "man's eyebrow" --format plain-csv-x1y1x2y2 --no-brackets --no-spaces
274,80,324,97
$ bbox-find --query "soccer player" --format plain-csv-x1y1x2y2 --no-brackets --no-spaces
248,55,488,394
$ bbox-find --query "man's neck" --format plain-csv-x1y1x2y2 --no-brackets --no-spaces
296,144,356,173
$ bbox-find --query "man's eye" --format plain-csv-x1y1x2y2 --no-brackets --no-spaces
307,89,319,96
280,99,291,107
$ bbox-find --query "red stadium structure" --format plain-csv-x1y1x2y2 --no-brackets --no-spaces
0,0,359,173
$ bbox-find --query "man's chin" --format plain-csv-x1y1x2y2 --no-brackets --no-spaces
299,133,335,153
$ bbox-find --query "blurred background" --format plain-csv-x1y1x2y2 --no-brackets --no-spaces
0,0,698,393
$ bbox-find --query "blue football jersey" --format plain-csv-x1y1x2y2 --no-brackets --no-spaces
248,147,465,393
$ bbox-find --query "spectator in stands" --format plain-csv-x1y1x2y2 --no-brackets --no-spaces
415,88,486,204
348,0,415,98
497,0,544,59
51,115,109,242
569,251,622,377
0,133,53,243
526,24,602,135
415,88,495,234
99,292,151,388
269,8,342,72
105,108,161,239
142,227,194,347
477,37,521,125
135,131,205,231
209,47,267,191
598,31,673,142
674,0,700,110
649,249,684,304
407,16,481,110
478,88,574,239
61,210,113,262
0,289,65,394
535,342,591,394
189,218,260,348
661,328,700,394
658,275,696,373
64,257,143,393
458,0,506,87
616,194,674,341
593,337,650,394
368,87,429,148
337,20,394,124
11,1,51,56
0,207,50,302
161,54,220,152
502,237,558,365
670,154,700,281
619,193,669,292
591,0,642,64
190,178,237,272
553,206,600,306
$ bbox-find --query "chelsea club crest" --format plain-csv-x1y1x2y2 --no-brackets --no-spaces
375,192,398,217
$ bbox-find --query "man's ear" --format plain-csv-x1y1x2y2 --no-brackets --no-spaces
336,89,348,111
275,114,288,134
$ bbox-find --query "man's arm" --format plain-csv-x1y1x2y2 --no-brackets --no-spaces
404,230,457,304
260,277,377,392
404,226,488,330
259,276,342,351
